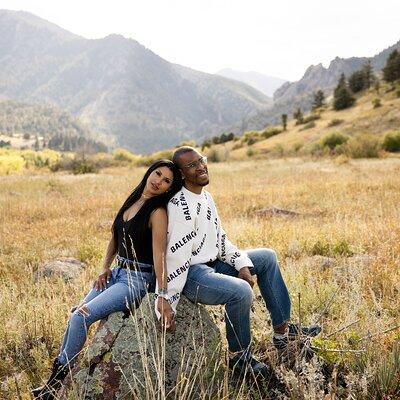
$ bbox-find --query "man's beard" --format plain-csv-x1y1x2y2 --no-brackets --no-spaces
197,178,209,186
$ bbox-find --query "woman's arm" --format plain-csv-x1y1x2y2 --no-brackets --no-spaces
103,235,117,270
93,235,117,291
150,207,175,331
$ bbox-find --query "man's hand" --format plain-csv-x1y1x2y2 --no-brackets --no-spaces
157,297,176,333
238,267,255,288
93,268,112,291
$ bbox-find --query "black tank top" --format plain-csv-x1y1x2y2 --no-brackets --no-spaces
113,206,153,265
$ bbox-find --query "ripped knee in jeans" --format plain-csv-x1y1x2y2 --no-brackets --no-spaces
73,302,90,317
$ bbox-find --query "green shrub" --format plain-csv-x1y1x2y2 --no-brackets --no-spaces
242,131,261,144
271,144,284,157
246,147,255,157
231,142,243,150
396,89,400,98
320,132,349,150
261,127,282,139
207,148,222,163
72,158,98,174
382,131,400,152
310,239,354,257
0,139,11,148
302,114,321,124
0,154,24,175
299,121,316,131
372,98,382,108
21,149,60,169
113,148,138,163
90,152,116,169
293,142,303,153
344,134,381,158
48,153,74,172
327,119,344,127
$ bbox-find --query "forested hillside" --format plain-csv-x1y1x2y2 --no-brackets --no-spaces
0,101,107,152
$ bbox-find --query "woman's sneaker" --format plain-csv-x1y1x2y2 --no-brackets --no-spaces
31,358,68,399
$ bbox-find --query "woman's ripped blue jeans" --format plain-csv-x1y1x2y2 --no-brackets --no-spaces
58,266,155,366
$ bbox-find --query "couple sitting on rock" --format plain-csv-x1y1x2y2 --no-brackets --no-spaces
32,146,321,399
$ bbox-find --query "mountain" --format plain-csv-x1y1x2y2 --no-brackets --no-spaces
216,68,287,97
274,41,400,103
0,10,271,153
227,39,400,135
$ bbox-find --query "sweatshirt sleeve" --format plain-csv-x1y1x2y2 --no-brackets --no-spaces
154,196,196,317
210,195,253,272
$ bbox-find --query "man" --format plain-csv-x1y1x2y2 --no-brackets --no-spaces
156,146,320,376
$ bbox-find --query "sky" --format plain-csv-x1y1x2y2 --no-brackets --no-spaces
1,0,400,81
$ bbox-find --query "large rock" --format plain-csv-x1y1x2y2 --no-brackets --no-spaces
59,295,221,399
36,258,86,282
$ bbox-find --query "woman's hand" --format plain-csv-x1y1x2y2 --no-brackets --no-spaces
93,268,112,291
157,297,176,333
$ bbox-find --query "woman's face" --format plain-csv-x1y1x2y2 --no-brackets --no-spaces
144,166,174,197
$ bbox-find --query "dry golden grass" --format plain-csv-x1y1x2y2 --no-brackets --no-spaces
1,157,399,399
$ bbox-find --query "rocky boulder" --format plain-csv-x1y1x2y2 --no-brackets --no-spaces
36,258,86,282
59,295,221,399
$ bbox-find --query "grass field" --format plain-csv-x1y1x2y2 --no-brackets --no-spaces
0,157,399,399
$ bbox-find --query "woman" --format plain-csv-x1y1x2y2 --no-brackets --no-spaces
32,159,182,399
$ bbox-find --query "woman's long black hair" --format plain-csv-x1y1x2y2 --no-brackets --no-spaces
111,159,182,242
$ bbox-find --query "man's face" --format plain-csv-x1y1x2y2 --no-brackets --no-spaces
179,150,209,189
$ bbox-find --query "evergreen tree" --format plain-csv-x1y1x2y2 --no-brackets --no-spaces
227,132,235,141
312,90,325,110
220,133,228,143
348,70,366,93
212,136,220,145
374,80,380,94
34,135,40,151
333,73,355,110
293,108,304,125
201,140,212,150
281,114,288,131
383,50,400,83
362,60,374,89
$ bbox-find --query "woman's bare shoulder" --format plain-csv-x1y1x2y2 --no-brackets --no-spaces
149,207,168,227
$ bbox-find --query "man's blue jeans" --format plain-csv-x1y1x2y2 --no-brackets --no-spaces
58,266,155,366
182,248,291,353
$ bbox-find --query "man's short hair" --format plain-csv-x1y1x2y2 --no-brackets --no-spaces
172,146,197,167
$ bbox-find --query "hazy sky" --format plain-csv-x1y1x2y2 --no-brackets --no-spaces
1,0,400,81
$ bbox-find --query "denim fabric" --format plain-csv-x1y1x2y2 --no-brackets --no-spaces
58,265,155,366
182,248,291,353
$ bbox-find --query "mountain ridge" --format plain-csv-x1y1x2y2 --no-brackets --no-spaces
0,9,271,153
216,68,287,97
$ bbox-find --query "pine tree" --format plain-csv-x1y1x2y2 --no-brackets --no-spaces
362,60,374,89
312,90,325,110
333,73,355,110
281,114,288,131
383,50,400,83
293,108,303,125
348,70,366,93
34,135,40,151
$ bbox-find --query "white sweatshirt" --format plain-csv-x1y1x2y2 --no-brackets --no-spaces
155,187,253,317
